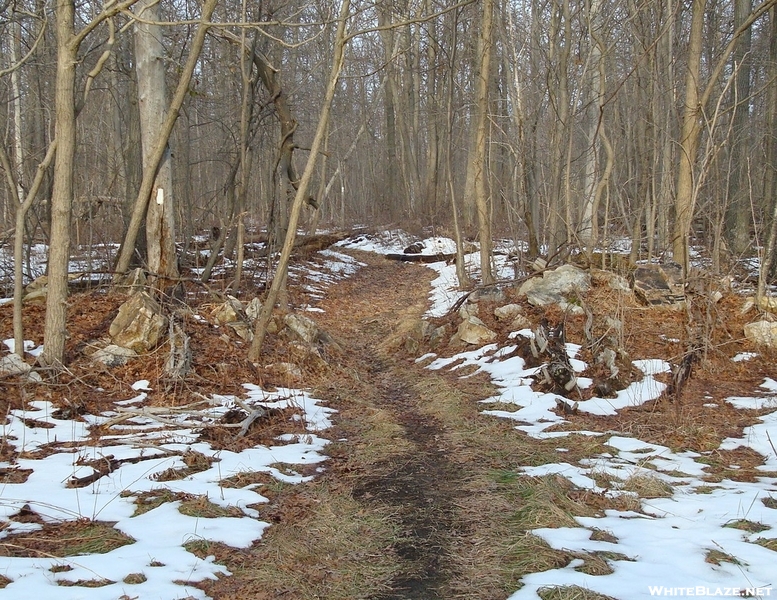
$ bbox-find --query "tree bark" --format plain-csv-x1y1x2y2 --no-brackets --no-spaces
134,0,179,283
726,0,754,256
672,0,706,272
472,0,495,285
761,6,777,290
113,0,218,279
40,0,77,369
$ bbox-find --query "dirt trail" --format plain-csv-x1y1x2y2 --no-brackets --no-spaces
313,253,465,599
201,250,521,600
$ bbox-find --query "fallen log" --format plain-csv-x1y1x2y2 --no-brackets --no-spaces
385,252,455,264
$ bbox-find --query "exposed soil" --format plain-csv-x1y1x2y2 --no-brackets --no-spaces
312,257,466,598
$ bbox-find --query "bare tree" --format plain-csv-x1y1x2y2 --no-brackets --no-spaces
114,0,218,279
673,0,776,272
470,0,495,284
249,0,351,359
134,0,179,284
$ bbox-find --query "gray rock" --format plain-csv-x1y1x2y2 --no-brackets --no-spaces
109,292,168,353
212,296,243,325
92,344,138,367
470,286,506,303
245,297,262,323
518,264,591,307
457,315,497,345
494,303,522,321
428,325,447,348
459,301,479,320
405,336,421,354
510,314,532,331
22,276,48,305
0,354,32,377
405,319,436,352
591,268,631,292
283,313,320,344
558,300,585,316
632,264,685,307
164,323,191,379
744,320,777,348
22,288,47,305
227,321,253,342
24,370,43,383
267,362,304,381
114,268,147,294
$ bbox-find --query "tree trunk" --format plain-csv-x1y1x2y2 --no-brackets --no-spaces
471,0,495,285
253,47,317,249
547,0,572,254
134,0,179,284
113,0,218,279
726,0,754,256
378,6,400,217
673,0,706,272
40,0,77,369
761,6,777,289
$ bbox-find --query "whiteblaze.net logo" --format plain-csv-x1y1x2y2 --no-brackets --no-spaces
648,587,772,597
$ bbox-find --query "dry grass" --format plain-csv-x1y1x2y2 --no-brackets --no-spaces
754,538,777,552
56,578,114,587
620,473,674,498
127,489,184,517
123,572,147,584
573,552,614,576
0,520,134,558
705,548,742,565
194,481,400,600
762,496,777,509
178,496,245,519
589,529,618,543
152,450,216,482
724,519,770,533
537,585,617,600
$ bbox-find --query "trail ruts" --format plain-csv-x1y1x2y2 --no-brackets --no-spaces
315,254,466,599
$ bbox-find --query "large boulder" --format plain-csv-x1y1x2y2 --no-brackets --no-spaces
744,320,777,348
518,264,591,307
109,292,168,353
632,263,685,307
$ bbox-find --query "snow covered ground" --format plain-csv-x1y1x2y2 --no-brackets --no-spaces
0,380,334,599
1,232,775,599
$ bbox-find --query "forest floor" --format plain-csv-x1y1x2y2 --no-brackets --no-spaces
0,240,776,599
